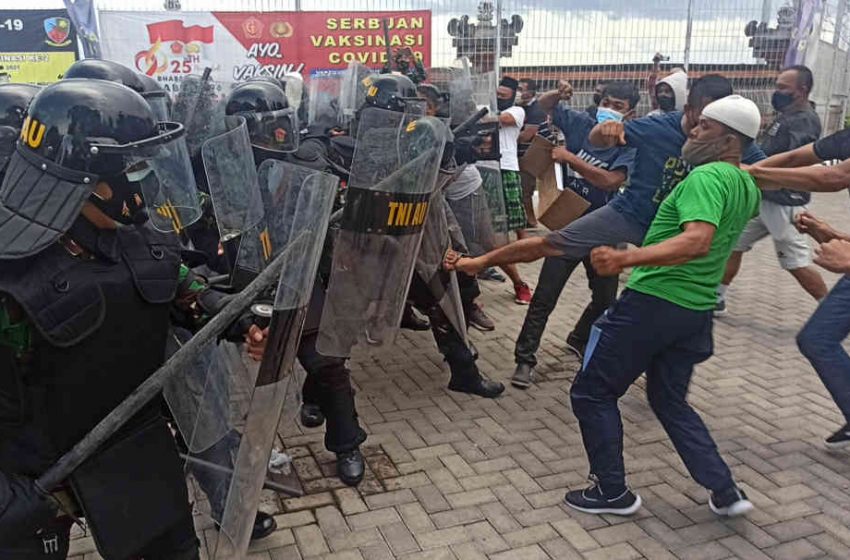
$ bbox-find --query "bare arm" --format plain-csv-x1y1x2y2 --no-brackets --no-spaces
499,112,517,127
519,124,539,143
451,237,561,275
553,147,626,192
588,121,626,149
751,143,821,169
750,159,850,192
592,221,715,275
537,90,561,113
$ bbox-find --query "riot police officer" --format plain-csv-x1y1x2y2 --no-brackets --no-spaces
224,80,368,486
0,79,201,558
0,82,39,178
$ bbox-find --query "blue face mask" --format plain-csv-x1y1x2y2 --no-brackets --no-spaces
596,107,624,124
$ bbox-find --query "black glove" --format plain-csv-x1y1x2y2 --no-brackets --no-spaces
0,472,57,544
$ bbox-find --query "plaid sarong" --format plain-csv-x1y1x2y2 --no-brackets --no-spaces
501,170,526,231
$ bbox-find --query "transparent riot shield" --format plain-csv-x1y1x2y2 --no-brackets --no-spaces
448,58,497,126
476,163,509,247
282,73,304,112
446,167,499,257
317,109,448,357
415,194,468,346
171,73,230,157
307,73,343,129
200,115,263,243
168,159,337,560
338,63,373,127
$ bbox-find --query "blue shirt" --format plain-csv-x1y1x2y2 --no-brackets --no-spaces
553,108,637,212
608,111,766,229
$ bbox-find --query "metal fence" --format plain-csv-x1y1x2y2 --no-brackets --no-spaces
22,0,850,131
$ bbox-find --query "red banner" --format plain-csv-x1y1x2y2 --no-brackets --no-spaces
213,11,431,77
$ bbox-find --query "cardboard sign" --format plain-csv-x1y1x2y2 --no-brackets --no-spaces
538,186,591,231
519,134,555,179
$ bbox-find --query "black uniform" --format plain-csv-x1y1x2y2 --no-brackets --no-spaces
0,78,201,559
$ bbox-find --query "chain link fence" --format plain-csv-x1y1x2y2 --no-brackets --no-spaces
21,0,850,132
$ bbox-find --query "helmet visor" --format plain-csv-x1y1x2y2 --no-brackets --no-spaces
243,107,299,153
92,122,200,233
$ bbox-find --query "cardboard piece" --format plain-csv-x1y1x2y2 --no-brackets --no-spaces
519,135,555,179
536,165,560,217
538,187,591,231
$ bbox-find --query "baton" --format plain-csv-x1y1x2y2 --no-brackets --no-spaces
35,241,297,494
452,107,489,136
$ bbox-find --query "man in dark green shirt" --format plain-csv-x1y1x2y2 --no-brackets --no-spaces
564,95,762,519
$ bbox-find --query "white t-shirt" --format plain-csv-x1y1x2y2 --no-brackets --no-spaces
499,106,525,172
445,165,482,201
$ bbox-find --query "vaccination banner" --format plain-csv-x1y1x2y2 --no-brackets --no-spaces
100,11,431,93
0,10,78,84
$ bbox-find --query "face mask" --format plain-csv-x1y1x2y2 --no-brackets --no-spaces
657,95,676,112
596,107,624,124
771,91,795,112
681,137,729,167
592,93,603,106
89,175,147,226
497,97,514,112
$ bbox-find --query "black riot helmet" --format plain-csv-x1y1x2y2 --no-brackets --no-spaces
64,59,146,94
137,73,172,121
363,74,418,113
247,75,287,92
0,79,200,259
0,83,40,176
225,80,298,154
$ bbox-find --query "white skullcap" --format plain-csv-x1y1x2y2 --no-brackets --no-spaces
701,94,761,139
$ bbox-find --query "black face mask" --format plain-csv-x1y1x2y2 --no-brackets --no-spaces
592,93,603,106
657,95,676,112
771,91,795,112
497,97,514,112
89,175,148,226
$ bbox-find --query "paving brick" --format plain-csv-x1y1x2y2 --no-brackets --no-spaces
293,524,330,557
550,518,599,552
581,542,643,560
380,521,420,555
347,508,402,531
488,544,550,560
503,523,558,548
764,538,825,560
430,506,485,528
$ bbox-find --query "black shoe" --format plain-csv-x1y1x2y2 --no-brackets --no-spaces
468,304,495,332
709,485,753,517
299,403,325,428
401,304,430,331
826,424,850,448
511,363,535,389
251,511,277,541
448,377,505,399
477,267,506,282
336,448,365,487
564,482,641,516
714,297,727,317
565,332,586,361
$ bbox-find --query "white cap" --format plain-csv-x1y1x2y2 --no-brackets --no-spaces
701,95,761,139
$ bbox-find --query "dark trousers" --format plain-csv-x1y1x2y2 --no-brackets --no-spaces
300,332,367,454
569,290,733,496
1,513,198,560
514,255,619,367
797,275,850,424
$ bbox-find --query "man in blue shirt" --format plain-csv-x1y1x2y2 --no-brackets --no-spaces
512,81,638,388
451,75,766,277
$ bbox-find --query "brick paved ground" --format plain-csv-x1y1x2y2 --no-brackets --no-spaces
70,192,850,559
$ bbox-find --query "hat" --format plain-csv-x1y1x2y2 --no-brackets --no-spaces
499,76,519,91
701,94,761,139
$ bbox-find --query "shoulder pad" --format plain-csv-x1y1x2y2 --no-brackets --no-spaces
119,224,181,304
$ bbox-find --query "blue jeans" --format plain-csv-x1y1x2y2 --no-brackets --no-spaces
570,290,734,497
797,275,850,424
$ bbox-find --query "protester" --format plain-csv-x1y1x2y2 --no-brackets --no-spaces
565,95,761,517
496,75,533,304
717,65,827,314
746,124,850,448
511,81,638,389
585,80,609,119
450,75,766,279
648,68,688,116
517,78,550,229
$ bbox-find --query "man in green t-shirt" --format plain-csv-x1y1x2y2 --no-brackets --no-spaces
564,95,762,519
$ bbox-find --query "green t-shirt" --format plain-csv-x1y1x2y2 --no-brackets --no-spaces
627,161,761,310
